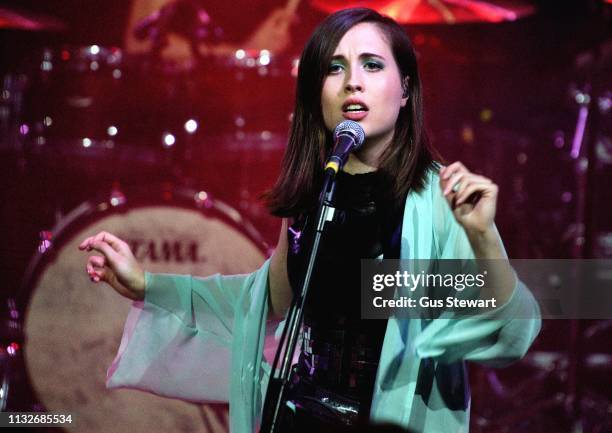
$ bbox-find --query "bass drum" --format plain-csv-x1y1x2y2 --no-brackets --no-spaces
17,185,268,433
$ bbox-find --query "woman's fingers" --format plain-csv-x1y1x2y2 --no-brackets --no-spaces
440,161,467,180
454,182,489,206
81,231,127,264
86,260,97,280
441,166,492,197
79,231,144,300
442,172,465,196
79,231,129,254
440,162,468,195
89,255,106,270
86,255,108,282
440,162,499,231
451,175,491,197
440,164,497,209
89,239,121,264
78,236,93,251
97,231,130,255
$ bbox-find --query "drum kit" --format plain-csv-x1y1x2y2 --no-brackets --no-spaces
0,1,610,432
1,3,291,432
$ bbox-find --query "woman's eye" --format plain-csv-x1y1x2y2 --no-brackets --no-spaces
364,61,383,71
328,63,344,74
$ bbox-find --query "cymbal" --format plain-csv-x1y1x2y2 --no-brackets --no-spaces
310,0,536,24
0,7,65,31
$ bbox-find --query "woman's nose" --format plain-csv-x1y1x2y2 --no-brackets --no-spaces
345,69,364,93
345,81,363,93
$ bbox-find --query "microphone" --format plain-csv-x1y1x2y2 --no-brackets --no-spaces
324,120,365,174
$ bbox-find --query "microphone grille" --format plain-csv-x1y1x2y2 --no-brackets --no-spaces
334,120,365,147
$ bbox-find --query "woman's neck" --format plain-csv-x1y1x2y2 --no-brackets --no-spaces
343,153,378,174
349,132,392,171
342,134,392,174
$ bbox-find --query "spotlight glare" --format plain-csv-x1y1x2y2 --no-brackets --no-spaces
41,61,53,71
184,119,198,134
259,50,271,66
163,133,176,147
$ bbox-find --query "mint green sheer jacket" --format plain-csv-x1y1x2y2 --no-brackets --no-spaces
106,170,541,433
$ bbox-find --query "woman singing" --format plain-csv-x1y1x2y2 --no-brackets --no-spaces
79,8,541,433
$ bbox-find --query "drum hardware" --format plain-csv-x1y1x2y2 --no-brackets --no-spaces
476,70,612,432
470,37,611,428
2,7,290,429
8,28,296,189
0,297,23,413
500,76,612,429
0,343,14,412
565,71,611,428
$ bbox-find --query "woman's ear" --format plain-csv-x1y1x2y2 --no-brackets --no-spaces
401,76,410,106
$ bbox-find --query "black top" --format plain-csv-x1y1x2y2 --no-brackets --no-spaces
286,170,405,407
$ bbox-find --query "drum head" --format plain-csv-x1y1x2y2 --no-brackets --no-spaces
22,189,266,433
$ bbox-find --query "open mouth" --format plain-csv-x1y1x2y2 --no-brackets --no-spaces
342,100,369,121
342,102,369,113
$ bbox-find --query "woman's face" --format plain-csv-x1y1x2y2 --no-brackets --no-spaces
321,22,407,150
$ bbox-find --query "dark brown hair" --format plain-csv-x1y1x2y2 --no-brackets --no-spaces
264,8,439,217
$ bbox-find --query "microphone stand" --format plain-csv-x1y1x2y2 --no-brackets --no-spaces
259,167,339,433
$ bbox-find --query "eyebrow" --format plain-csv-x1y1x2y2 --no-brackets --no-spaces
331,52,387,61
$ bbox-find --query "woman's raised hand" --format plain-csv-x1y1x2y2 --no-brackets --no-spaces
439,162,499,234
78,231,145,301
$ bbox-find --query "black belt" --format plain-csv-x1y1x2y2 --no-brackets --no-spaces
285,366,362,427
295,324,382,401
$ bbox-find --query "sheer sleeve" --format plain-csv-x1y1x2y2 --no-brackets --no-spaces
106,260,271,403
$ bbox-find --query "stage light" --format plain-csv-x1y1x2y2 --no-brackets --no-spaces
163,133,176,147
9,342,20,353
41,61,52,71
259,50,271,66
184,119,198,134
